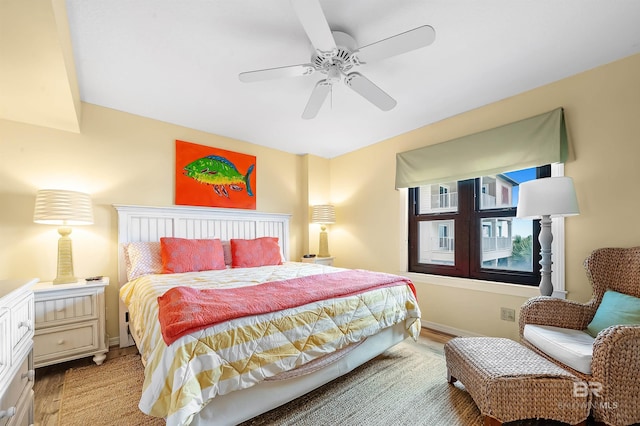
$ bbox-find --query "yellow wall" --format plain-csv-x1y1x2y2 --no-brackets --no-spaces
2,46,639,344
0,103,304,341
0,0,81,132
330,53,640,339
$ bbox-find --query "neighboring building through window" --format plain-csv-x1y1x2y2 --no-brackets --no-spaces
408,166,550,285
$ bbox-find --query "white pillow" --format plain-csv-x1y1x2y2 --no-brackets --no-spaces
124,242,162,281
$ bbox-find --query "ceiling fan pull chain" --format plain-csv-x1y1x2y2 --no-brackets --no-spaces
330,85,333,110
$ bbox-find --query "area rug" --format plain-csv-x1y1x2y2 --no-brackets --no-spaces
240,340,483,426
59,354,164,425
59,340,485,425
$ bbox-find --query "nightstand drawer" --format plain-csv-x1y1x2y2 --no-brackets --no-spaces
34,291,98,328
34,321,100,363
0,356,31,426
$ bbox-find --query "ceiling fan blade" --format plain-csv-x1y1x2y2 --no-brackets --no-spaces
291,0,336,53
239,64,316,83
302,80,332,119
344,72,397,111
356,25,436,63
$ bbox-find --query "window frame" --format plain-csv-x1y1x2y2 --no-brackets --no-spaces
407,165,551,286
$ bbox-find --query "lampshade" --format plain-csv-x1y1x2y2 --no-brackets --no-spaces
311,204,336,224
33,189,94,225
516,177,579,219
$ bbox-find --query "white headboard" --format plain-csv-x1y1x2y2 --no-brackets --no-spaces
114,204,291,347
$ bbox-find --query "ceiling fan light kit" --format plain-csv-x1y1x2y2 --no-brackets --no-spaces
239,0,435,119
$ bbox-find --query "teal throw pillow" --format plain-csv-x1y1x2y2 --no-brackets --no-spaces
586,290,640,337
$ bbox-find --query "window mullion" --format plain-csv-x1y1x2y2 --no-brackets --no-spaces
456,180,474,276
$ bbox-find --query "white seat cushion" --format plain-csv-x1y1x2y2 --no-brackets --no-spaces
523,324,595,375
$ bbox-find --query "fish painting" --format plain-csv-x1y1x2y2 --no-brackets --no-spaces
175,140,257,210
183,155,254,198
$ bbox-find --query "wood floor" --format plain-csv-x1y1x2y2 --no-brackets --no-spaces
34,346,139,426
33,328,452,426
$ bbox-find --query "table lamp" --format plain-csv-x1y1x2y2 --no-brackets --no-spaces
33,189,94,284
516,177,579,296
311,204,336,258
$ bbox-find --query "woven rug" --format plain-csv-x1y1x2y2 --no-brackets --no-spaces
240,340,484,426
59,353,164,426
66,339,595,425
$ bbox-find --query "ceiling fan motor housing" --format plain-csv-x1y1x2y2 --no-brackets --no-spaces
312,31,359,75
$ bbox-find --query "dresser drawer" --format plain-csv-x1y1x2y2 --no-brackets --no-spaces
34,320,100,363
34,291,98,329
0,309,8,382
0,279,36,426
0,356,32,426
6,388,31,426
10,294,34,358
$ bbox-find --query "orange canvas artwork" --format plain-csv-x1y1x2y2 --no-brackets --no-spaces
175,140,256,210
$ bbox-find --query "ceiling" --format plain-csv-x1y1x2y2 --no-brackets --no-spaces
15,1,640,158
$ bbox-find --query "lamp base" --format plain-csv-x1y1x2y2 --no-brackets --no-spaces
538,215,553,296
318,227,331,258
54,227,77,284
53,275,77,285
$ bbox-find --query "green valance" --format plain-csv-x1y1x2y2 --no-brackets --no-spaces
395,108,568,188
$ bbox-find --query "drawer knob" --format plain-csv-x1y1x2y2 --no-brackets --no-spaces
18,321,32,331
57,339,65,345
22,369,35,381
0,407,16,419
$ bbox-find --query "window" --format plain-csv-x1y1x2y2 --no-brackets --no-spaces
439,185,450,208
408,165,551,285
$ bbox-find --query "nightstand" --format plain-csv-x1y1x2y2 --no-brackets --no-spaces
32,279,109,368
301,256,335,266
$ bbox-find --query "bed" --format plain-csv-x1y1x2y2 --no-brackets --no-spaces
115,204,421,426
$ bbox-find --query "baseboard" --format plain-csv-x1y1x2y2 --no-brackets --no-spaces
421,321,484,338
109,335,120,348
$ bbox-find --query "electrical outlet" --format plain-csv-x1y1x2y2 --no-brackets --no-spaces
500,307,515,322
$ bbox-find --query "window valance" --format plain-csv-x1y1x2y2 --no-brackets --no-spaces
395,108,568,188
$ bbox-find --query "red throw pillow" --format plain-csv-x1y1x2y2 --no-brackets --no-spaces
160,237,226,274
231,237,282,268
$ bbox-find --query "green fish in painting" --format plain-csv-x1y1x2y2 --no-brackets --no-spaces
183,155,254,198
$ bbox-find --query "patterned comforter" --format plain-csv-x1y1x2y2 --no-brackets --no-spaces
120,262,421,426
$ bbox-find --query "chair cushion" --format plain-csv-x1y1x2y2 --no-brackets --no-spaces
523,324,594,374
586,290,640,337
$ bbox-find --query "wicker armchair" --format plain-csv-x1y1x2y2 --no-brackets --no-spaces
519,247,640,426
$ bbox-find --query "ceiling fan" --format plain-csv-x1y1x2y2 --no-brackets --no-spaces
238,0,435,119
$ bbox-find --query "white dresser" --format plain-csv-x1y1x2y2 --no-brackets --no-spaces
0,278,37,426
33,279,108,368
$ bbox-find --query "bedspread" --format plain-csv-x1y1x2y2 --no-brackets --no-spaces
120,262,421,426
